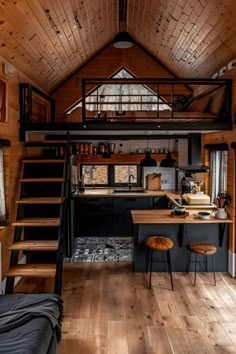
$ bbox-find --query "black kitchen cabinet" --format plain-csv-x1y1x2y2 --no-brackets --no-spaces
74,197,113,237
73,196,156,237
113,197,152,236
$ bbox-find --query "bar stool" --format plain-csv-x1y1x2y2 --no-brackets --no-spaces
145,236,174,290
186,242,217,286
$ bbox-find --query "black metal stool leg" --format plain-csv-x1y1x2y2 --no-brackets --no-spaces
148,249,153,289
186,250,192,274
194,253,198,286
167,250,174,291
145,247,150,273
212,255,216,286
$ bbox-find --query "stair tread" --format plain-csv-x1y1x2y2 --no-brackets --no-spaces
22,159,65,163
9,240,59,251
20,178,64,182
6,264,56,277
12,218,60,226
16,197,64,204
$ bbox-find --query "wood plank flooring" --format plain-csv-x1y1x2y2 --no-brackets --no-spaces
16,263,236,353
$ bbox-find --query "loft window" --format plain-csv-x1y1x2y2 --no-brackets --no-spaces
65,68,171,115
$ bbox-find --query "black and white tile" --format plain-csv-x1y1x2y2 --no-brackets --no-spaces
64,237,133,263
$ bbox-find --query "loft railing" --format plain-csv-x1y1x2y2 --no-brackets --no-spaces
19,78,233,141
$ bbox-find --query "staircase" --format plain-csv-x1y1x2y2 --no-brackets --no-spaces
5,140,71,295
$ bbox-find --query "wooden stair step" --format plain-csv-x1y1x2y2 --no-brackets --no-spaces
9,240,59,251
12,218,60,227
5,264,56,278
22,159,65,163
16,197,64,204
20,178,64,182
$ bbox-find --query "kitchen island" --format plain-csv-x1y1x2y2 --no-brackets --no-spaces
131,209,232,273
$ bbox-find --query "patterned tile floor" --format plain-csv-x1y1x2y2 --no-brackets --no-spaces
64,237,133,263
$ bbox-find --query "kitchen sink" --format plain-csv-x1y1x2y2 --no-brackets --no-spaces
113,189,147,193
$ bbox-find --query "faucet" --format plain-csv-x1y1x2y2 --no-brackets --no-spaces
128,174,135,189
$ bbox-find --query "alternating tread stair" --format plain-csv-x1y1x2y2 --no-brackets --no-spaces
6,140,69,295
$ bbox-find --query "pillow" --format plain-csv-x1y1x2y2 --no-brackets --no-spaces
185,94,210,112
172,94,192,111
208,86,226,114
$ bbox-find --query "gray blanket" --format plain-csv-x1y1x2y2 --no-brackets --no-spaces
0,294,63,354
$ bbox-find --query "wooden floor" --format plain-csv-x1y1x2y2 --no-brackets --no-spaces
16,263,236,353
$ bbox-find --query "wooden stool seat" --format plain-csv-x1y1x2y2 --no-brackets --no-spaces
145,236,174,290
186,241,217,286
145,236,174,251
188,242,217,256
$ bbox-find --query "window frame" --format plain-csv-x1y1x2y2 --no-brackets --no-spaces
80,164,142,187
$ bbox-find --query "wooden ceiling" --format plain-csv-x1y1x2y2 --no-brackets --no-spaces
1,0,236,93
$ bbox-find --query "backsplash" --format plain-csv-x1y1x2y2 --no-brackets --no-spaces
143,167,176,190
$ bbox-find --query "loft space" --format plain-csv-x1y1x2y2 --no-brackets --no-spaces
19,76,232,141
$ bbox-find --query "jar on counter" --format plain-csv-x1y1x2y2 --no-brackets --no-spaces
88,143,93,155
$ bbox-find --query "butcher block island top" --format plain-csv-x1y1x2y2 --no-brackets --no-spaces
131,209,233,224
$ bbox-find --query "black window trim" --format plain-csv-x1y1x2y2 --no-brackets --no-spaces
80,164,142,187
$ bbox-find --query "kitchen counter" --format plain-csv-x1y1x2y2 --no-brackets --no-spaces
131,209,232,273
74,188,215,209
131,209,232,224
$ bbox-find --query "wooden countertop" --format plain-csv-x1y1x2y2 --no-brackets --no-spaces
131,209,233,224
76,188,168,197
75,188,215,209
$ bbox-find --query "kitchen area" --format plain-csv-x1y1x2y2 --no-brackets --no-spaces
67,132,233,274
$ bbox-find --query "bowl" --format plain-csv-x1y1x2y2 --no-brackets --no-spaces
198,211,211,220
174,207,186,216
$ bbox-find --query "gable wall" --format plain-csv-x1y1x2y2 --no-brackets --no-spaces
52,44,175,119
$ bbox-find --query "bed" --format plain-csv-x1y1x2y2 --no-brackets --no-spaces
0,294,63,354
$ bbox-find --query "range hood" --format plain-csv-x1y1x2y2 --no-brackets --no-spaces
178,133,209,173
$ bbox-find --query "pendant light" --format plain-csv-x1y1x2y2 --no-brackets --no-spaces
139,150,157,166
139,137,157,167
113,32,134,49
160,139,177,167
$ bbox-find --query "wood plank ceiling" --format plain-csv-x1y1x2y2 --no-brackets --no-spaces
0,0,236,93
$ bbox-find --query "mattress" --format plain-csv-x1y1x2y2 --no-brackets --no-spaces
182,193,211,205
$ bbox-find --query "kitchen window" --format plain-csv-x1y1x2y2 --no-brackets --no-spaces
80,164,141,187
82,165,108,186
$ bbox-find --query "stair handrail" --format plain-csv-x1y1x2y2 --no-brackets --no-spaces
55,132,71,295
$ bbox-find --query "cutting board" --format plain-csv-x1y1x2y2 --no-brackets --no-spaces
182,193,211,205
146,173,162,191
